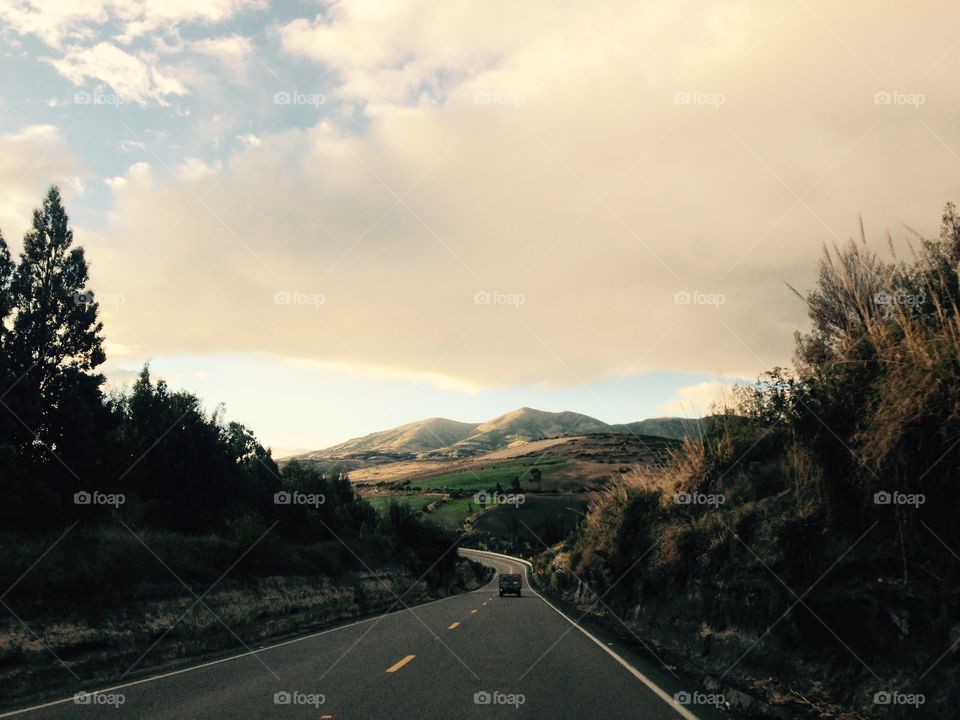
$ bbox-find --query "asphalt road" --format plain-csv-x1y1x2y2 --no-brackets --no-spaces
3,550,720,720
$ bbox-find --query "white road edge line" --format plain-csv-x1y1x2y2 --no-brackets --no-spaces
462,548,703,720
0,582,483,718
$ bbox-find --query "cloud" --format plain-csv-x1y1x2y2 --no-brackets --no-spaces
191,34,253,79
658,380,738,417
0,0,263,47
2,1,261,105
277,0,553,112
10,1,960,392
112,0,265,43
0,124,84,243
47,41,187,105
103,338,137,353
0,1,108,48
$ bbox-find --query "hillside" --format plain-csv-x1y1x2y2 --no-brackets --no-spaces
286,407,699,463
444,407,610,456
295,417,478,459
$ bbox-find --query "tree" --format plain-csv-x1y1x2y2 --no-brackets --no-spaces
9,186,105,396
510,475,521,493
115,365,242,533
224,419,281,517
1,187,108,526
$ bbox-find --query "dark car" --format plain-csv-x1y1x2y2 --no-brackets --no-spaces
499,572,522,597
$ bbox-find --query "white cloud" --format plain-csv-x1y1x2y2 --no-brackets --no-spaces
112,0,264,41
1,1,262,104
277,0,546,112
0,1,107,48
173,157,219,183
47,41,187,105
0,0,263,47
191,34,253,79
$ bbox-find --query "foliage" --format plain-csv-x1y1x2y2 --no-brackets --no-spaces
0,187,460,592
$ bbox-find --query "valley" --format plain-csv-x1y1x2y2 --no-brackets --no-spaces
282,408,689,552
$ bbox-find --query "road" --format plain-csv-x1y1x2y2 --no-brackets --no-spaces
3,550,720,720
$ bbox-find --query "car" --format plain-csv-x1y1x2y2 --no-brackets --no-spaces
499,572,522,597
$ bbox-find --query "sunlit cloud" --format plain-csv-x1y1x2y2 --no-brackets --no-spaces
0,124,84,239
658,379,738,417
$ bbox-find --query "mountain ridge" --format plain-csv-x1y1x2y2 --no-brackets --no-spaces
289,407,701,462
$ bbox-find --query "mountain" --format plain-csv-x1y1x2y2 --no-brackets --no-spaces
294,417,478,459
446,407,610,456
287,408,702,463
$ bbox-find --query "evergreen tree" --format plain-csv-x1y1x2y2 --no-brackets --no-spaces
3,186,107,526
9,186,105,392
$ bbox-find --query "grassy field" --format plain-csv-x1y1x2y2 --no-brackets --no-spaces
422,496,481,530
366,494,495,530
365,494,440,515
411,457,564,491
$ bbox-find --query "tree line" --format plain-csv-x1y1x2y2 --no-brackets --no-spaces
0,187,452,579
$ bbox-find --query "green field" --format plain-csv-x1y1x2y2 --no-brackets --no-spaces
422,496,479,529
366,494,440,515
411,457,564,491
364,456,570,531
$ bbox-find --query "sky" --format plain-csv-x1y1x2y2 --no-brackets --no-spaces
0,1,958,456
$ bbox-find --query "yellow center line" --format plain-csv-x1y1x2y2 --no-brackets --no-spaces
386,654,416,673
448,622,460,630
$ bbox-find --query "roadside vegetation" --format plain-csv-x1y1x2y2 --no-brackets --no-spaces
540,206,960,718
0,187,480,707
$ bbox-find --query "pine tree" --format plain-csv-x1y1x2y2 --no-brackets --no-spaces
9,186,105,393
3,186,107,526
